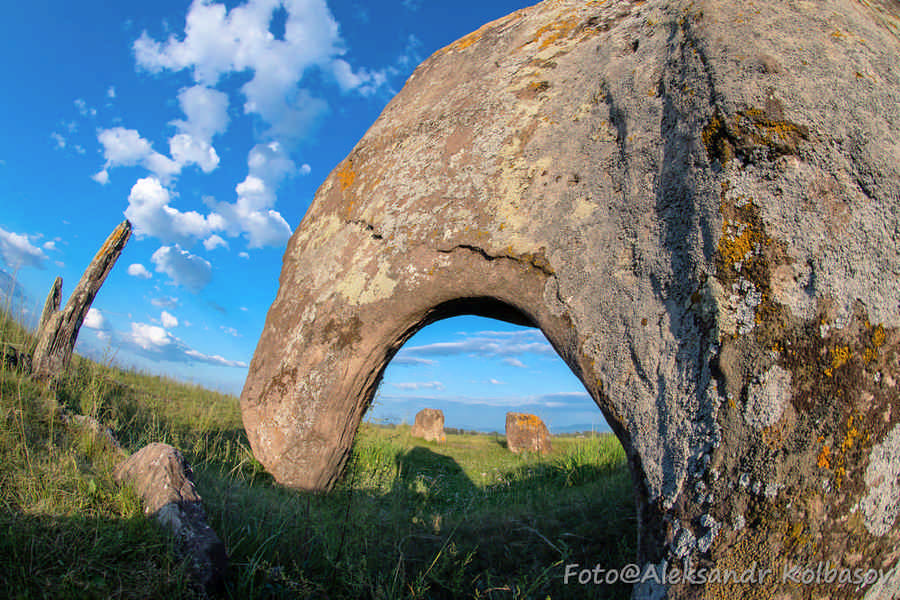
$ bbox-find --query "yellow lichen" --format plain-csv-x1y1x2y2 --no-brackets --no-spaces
514,414,545,430
864,324,886,363
817,444,831,469
527,16,581,50
717,211,764,270
831,345,851,369
840,419,860,454
336,163,356,191
452,28,485,51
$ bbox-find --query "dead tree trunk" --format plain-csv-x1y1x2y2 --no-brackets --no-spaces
36,276,62,344
31,220,132,381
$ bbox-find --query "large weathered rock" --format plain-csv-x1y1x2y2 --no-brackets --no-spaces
410,408,446,442
505,412,552,454
242,0,900,597
114,443,227,595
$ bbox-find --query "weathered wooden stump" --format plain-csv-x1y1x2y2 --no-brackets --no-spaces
31,220,131,381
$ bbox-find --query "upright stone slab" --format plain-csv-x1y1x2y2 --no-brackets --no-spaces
505,412,552,454
410,408,446,442
242,1,900,597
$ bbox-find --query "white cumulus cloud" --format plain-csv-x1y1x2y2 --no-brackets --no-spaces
209,141,296,248
124,321,247,367
160,310,179,329
202,234,228,251
98,127,153,166
127,263,153,279
131,0,381,140
97,127,182,183
83,308,107,330
169,133,220,173
171,84,230,141
151,244,212,292
125,176,220,245
0,226,47,270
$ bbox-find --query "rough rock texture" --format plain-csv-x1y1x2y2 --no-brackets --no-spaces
241,0,900,597
505,412,552,454
114,443,227,595
410,408,446,442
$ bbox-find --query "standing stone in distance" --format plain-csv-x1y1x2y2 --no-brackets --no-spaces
410,408,446,442
505,412,552,454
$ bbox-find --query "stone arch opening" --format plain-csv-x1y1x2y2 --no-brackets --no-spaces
367,309,603,435
352,297,649,563
243,272,661,563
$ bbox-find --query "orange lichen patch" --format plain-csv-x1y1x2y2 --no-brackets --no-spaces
816,415,865,489
452,28,486,51
864,324,886,363
702,114,733,163
336,162,356,191
737,108,809,154
718,216,760,267
832,416,862,489
528,16,581,50
703,108,809,165
840,417,860,454
445,8,523,52
831,345,851,368
93,221,132,261
825,345,851,376
514,80,552,101
512,413,545,429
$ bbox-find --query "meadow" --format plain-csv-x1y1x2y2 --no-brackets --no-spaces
0,306,637,599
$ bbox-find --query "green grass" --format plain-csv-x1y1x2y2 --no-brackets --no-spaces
0,308,637,599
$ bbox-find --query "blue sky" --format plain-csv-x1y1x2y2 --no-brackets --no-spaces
0,0,606,433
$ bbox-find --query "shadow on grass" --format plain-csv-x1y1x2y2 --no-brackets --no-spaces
186,437,638,600
0,509,196,599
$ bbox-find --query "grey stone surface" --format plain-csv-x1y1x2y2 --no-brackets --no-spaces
241,0,900,596
860,424,900,537
115,443,227,594
742,365,792,429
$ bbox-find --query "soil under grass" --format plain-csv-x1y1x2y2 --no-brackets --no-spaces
0,309,637,599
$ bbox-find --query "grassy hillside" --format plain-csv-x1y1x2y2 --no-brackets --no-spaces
0,308,637,599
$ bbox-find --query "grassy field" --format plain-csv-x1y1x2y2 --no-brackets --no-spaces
0,306,637,599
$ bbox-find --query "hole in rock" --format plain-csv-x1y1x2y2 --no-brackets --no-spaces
340,313,640,598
